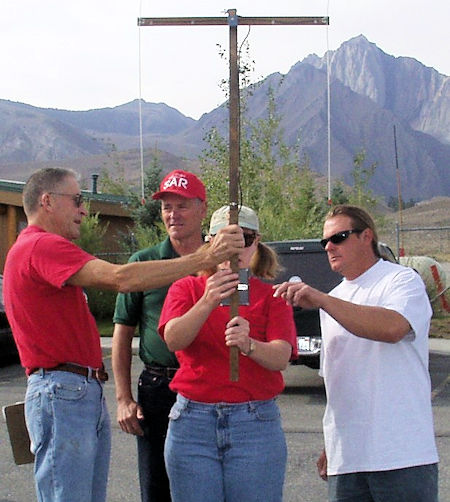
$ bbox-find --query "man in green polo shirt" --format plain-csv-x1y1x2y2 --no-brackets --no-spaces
112,170,207,502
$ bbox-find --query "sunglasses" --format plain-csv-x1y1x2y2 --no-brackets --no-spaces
243,232,257,247
320,229,363,248
49,192,84,208
210,232,257,247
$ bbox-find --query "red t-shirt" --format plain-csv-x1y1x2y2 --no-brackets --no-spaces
3,225,102,373
158,275,297,403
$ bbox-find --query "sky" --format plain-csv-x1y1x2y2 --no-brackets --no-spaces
1,0,448,120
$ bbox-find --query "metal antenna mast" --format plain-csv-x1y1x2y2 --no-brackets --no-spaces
139,10,329,381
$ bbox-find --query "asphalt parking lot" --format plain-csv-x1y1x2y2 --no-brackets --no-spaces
1,347,449,502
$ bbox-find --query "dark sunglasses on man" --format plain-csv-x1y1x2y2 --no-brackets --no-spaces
320,229,363,249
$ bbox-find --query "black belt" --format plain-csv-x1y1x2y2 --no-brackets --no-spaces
144,364,178,380
29,363,109,382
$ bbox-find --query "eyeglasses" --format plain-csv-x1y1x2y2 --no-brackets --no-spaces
320,229,363,248
49,192,84,208
243,232,257,247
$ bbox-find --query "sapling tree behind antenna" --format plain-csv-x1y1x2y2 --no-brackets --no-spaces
138,9,329,380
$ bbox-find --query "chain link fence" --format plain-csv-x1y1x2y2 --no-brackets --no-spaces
96,229,450,316
97,226,450,267
379,225,450,262
380,225,450,315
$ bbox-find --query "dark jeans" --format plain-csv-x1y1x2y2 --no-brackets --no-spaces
137,368,177,502
328,463,439,502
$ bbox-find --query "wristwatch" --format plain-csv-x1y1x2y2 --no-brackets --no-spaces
242,338,256,357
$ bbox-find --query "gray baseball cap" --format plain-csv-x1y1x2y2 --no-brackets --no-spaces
209,205,259,235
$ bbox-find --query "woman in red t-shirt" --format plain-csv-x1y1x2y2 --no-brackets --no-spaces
158,205,297,502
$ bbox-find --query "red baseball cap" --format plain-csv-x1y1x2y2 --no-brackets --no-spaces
152,170,206,201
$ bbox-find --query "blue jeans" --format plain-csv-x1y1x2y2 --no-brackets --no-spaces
25,370,111,502
137,368,176,502
164,394,287,502
328,463,439,502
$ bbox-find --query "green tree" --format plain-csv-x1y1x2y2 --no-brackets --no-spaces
75,204,108,255
124,155,165,250
75,206,117,320
99,166,128,195
75,156,166,320
97,153,166,251
387,195,416,210
127,155,163,230
348,149,378,210
200,87,327,241
328,180,349,206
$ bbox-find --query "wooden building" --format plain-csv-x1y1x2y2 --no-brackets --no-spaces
0,178,133,273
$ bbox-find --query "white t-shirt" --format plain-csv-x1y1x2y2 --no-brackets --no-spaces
319,259,439,475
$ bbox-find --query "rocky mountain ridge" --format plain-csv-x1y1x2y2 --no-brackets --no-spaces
0,35,448,201
305,35,450,145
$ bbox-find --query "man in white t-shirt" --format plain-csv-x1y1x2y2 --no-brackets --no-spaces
274,205,439,502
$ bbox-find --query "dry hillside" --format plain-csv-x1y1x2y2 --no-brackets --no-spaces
379,197,450,262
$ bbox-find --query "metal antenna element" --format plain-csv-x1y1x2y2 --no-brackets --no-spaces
138,10,329,381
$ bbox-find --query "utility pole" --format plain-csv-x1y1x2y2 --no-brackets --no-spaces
393,125,405,258
139,10,329,381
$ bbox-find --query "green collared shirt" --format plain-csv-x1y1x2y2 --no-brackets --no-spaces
113,237,179,367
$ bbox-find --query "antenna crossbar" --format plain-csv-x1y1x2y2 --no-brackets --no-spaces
138,16,329,27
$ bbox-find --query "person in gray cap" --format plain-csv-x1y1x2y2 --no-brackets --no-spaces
158,205,297,502
112,170,209,502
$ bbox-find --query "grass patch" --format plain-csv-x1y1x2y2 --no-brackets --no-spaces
430,315,450,339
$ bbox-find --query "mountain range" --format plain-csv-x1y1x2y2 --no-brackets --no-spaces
0,35,448,201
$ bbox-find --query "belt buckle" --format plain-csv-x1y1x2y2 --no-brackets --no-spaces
166,368,177,379
93,367,109,382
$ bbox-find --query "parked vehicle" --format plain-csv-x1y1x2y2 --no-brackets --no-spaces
0,275,19,367
378,242,398,264
266,240,397,369
266,240,341,369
